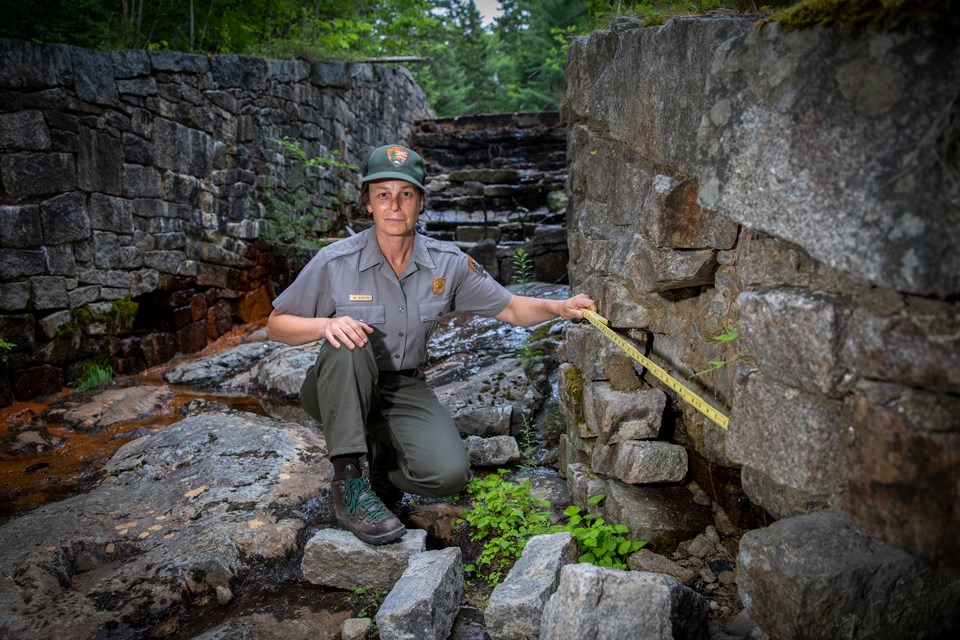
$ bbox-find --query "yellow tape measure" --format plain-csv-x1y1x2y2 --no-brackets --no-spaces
581,309,729,430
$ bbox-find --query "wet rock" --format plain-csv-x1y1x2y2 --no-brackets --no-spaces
162,341,279,387
58,384,175,431
541,564,709,640
434,358,541,437
627,549,697,586
301,528,427,591
406,503,463,547
738,509,960,640
376,547,463,640
485,532,577,640
192,609,351,640
464,434,521,466
253,341,319,398
0,412,330,639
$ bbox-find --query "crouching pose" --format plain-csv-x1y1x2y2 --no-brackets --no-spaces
267,144,595,544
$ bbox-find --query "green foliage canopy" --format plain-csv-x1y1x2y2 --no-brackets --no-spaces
0,1,792,116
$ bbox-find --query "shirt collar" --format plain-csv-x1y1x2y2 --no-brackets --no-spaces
358,229,437,272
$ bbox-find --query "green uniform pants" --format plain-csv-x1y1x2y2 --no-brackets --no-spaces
300,341,471,497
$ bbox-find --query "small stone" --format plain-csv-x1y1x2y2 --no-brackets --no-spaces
719,570,736,586
341,617,372,640
704,525,720,545
215,585,233,605
700,567,717,584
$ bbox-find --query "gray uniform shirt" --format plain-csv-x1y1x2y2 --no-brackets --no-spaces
273,227,513,371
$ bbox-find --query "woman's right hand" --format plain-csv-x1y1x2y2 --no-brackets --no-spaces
321,315,374,349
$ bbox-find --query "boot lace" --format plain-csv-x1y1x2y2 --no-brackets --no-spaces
343,475,392,523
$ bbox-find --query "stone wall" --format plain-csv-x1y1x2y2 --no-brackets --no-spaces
562,15,959,638
0,38,432,404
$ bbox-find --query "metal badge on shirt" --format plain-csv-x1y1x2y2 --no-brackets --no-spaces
433,277,445,294
349,294,373,301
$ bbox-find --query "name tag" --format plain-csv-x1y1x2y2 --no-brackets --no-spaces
349,294,373,301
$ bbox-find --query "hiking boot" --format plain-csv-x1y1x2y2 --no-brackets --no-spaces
331,464,406,545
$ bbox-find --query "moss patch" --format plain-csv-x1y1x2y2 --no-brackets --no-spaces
762,0,958,33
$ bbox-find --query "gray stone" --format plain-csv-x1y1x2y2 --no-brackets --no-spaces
840,301,960,395
40,192,90,245
164,341,280,388
375,547,463,640
740,465,827,521
149,50,209,73
0,413,329,639
591,440,688,485
541,564,709,640
78,128,123,195
738,509,960,640
0,249,46,279
583,383,666,442
68,285,100,308
627,548,697,585
485,532,578,640
606,479,713,546
739,289,844,395
0,152,76,201
122,163,163,198
301,528,427,591
455,225,501,243
71,49,117,105
628,240,718,293
145,250,187,274
29,276,68,310
89,193,134,233
0,282,30,310
93,231,121,269
0,111,50,150
728,373,849,496
38,310,72,339
465,435,521,466
116,77,158,96
434,358,540,437
340,617,372,640
43,243,76,276
0,205,42,248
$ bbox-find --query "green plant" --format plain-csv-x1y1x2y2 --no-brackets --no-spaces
690,322,741,379
459,470,552,588
72,360,113,392
348,583,388,619
552,495,646,568
517,415,538,470
512,247,534,295
273,138,358,172
458,475,647,587
0,338,14,365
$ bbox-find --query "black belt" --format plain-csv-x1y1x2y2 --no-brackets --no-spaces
383,368,420,377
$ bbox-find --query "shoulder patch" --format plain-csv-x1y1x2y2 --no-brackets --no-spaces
467,256,488,278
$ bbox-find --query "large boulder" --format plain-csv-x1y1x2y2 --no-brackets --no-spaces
0,412,330,639
738,509,960,640
540,564,708,640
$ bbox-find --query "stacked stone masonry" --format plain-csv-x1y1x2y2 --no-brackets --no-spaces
0,38,432,404
562,15,959,639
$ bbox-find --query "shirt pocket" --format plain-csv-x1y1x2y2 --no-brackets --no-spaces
334,302,385,325
419,296,451,323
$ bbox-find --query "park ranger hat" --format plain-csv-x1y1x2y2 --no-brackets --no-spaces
362,144,425,190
